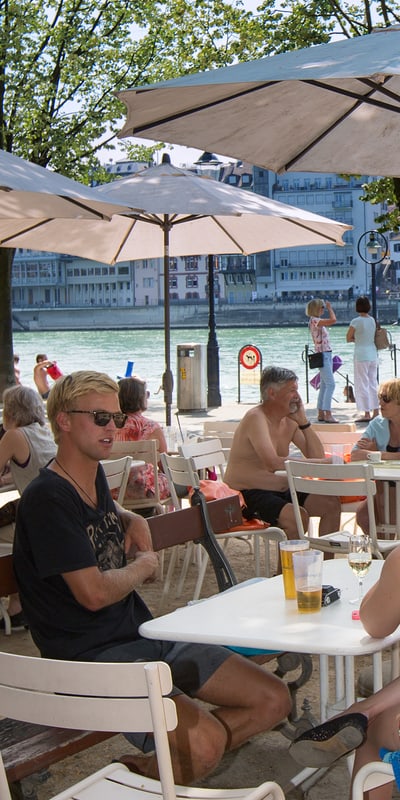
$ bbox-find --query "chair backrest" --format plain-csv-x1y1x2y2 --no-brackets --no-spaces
0,654,177,800
203,420,239,437
148,490,238,593
100,456,132,504
285,460,378,552
311,422,356,432
160,452,199,509
179,437,226,479
111,439,173,510
315,431,360,447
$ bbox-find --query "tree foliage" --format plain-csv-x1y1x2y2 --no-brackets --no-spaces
1,0,400,391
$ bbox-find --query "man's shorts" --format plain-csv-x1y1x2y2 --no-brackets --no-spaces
241,488,308,526
93,638,232,752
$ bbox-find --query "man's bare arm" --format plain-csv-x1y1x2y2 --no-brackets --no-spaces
360,548,400,638
62,551,159,611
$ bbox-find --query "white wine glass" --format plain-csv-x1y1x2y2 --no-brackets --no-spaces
348,534,372,606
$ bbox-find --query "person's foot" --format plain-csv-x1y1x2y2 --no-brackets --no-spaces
0,610,29,632
317,414,326,422
117,753,155,777
289,712,368,768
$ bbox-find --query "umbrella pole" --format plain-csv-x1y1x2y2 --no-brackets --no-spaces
162,218,173,426
207,254,221,407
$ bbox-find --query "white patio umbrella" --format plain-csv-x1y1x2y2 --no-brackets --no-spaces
0,148,131,221
0,157,350,424
117,26,400,176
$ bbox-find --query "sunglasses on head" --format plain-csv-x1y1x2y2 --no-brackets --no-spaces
379,394,392,404
67,410,127,428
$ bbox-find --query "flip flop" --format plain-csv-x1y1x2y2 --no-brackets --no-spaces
289,712,368,768
324,419,340,424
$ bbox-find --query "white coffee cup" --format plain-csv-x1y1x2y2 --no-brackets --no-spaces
367,451,382,463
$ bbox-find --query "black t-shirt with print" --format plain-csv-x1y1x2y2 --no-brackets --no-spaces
13,464,152,660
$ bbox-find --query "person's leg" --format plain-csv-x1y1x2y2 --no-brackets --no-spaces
195,651,292,752
319,353,337,421
354,361,371,417
291,675,400,797
352,706,400,800
241,489,309,540
303,493,341,536
120,646,291,785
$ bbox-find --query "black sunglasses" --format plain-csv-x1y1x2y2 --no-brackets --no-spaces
379,394,392,403
68,410,127,428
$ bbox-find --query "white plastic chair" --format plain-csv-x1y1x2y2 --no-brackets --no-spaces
285,460,400,559
314,430,362,533
351,758,395,799
100,455,132,504
111,439,175,513
161,452,285,601
0,652,286,800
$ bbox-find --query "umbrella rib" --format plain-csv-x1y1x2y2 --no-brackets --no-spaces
54,195,115,220
212,217,246,253
0,218,52,243
284,77,400,172
131,83,281,133
131,74,400,139
305,78,400,114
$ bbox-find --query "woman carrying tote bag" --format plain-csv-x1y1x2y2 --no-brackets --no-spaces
306,298,338,423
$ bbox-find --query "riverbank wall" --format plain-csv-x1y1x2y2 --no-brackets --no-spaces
12,299,400,331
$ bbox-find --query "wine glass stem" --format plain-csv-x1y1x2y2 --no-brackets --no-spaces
359,578,363,603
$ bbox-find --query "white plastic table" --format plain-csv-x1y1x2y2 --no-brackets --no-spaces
141,559,400,721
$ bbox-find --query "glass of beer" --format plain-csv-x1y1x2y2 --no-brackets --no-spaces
279,540,310,600
292,550,323,613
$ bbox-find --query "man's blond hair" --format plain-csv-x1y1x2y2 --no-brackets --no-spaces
47,371,119,443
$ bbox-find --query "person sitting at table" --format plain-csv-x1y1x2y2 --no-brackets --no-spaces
224,365,341,540
0,384,56,628
114,376,170,513
290,545,400,800
351,378,400,536
13,370,292,785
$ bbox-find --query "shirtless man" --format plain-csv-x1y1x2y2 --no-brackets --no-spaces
224,366,341,538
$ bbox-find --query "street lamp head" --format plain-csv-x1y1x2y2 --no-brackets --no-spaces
366,231,382,256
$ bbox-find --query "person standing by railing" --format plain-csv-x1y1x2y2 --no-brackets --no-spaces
306,298,338,423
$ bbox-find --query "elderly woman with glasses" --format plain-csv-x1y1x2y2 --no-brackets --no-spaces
352,378,400,534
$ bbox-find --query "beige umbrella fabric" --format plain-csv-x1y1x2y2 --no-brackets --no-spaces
117,26,400,177
0,148,131,221
1,159,350,423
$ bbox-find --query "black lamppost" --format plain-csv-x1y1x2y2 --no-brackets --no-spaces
207,254,222,407
357,230,388,320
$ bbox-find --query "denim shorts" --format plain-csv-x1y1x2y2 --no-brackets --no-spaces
93,638,232,752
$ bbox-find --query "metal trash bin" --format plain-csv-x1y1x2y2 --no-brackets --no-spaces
177,343,207,411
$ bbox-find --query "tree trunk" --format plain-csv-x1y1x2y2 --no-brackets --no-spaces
0,248,16,395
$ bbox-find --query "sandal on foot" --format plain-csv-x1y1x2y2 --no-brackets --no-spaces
289,712,368,768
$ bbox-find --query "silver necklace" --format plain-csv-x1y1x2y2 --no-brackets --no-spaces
54,459,97,508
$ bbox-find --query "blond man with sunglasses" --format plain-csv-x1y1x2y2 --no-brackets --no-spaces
352,379,400,533
13,371,291,785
